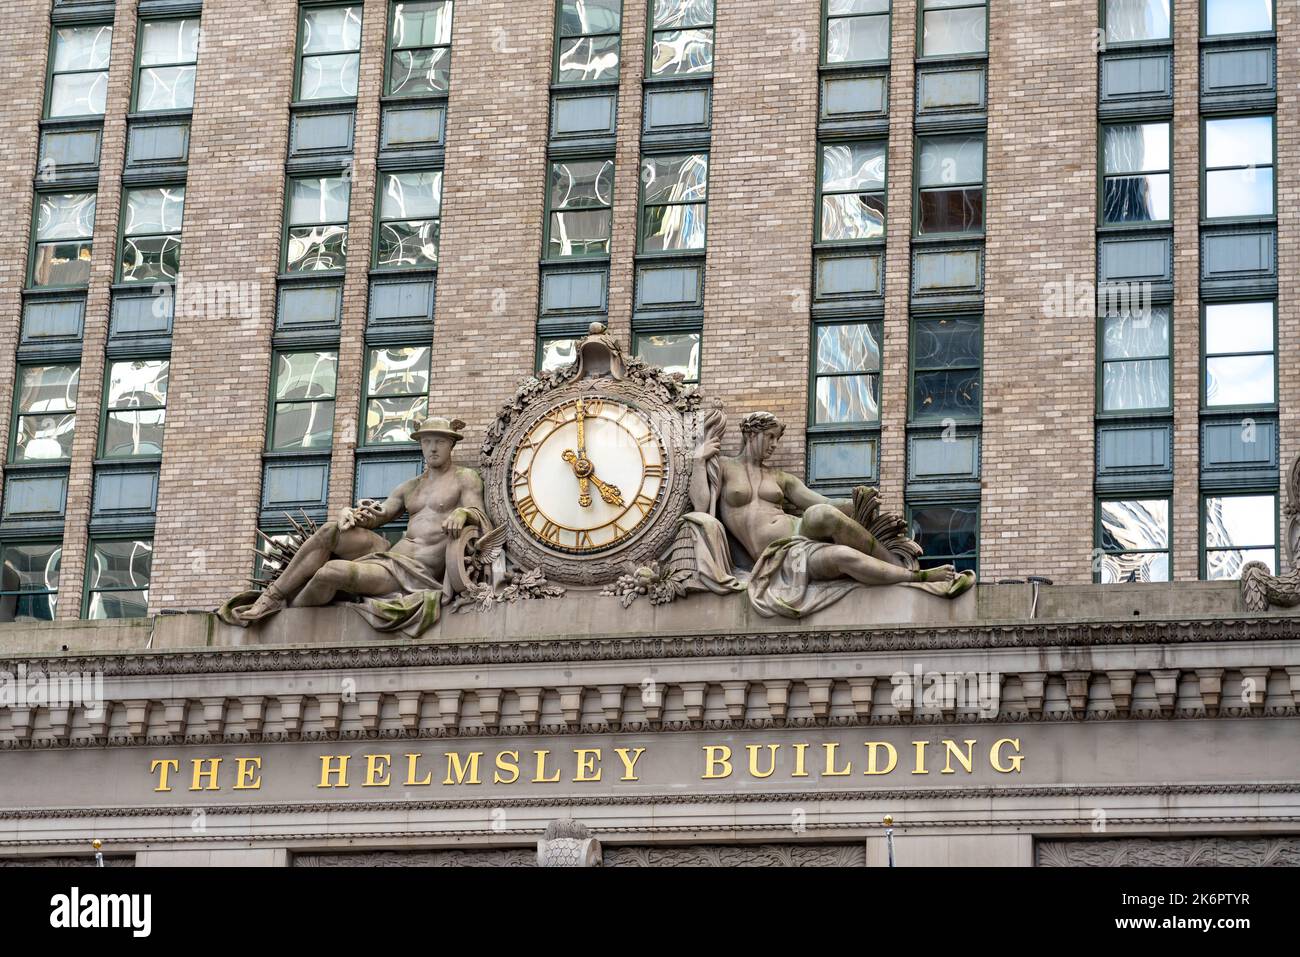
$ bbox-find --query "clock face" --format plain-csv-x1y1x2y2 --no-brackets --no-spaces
509,397,667,554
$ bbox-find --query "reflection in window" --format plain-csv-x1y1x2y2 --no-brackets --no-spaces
1098,498,1170,583
917,134,984,235
911,316,981,421
538,337,579,373
1104,0,1171,43
920,0,986,57
136,18,200,112
548,159,614,257
649,0,715,77
48,24,112,118
298,5,362,101
1102,123,1170,224
119,187,185,283
13,364,79,462
376,171,441,268
286,175,350,272
85,539,152,619
1101,306,1170,412
557,0,621,83
1204,302,1274,408
0,542,61,622
813,321,881,425
32,192,96,288
1205,116,1274,219
634,332,700,383
640,154,708,252
270,351,338,450
364,346,430,444
909,504,978,574
103,359,169,457
1204,494,1276,580
1205,0,1273,36
388,0,454,97
825,0,890,65
820,142,886,242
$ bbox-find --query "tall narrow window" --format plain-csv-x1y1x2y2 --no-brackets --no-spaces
1104,0,1172,43
1204,494,1277,579
632,332,700,383
0,542,61,621
812,320,881,426
648,0,714,77
1100,305,1171,412
547,159,614,258
101,359,169,458
11,364,79,462
268,352,338,451
285,175,351,272
1204,116,1274,219
31,192,96,288
909,505,979,573
1101,122,1170,224
639,154,708,252
387,0,453,97
911,316,981,422
376,171,441,269
47,24,113,118
819,142,886,242
916,134,984,235
1205,0,1273,36
1097,497,1170,583
119,186,185,283
362,346,431,444
556,0,622,83
919,0,986,57
297,5,362,101
824,0,890,65
1204,302,1275,408
134,18,200,112
84,539,152,619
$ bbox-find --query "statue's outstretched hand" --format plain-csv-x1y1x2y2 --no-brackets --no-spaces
694,437,721,462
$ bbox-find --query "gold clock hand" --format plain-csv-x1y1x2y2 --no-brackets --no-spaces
575,398,586,458
562,449,595,507
586,472,624,507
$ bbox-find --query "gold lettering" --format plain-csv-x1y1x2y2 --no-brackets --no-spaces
823,742,852,776
444,751,483,785
364,754,391,787
791,743,809,777
317,755,350,788
405,753,433,786
574,748,602,782
941,738,977,774
911,740,930,775
613,747,645,781
746,744,779,778
864,742,897,775
494,750,520,784
702,745,733,779
150,758,179,792
189,757,221,791
990,738,1024,774
233,757,262,790
532,750,561,783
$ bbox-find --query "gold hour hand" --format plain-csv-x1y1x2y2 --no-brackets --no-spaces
588,474,624,507
562,449,595,507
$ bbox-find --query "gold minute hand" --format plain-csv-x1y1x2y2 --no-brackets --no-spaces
562,449,595,507
586,471,624,507
575,398,586,458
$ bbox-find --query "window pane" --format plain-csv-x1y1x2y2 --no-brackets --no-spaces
1099,550,1169,583
1206,547,1275,580
653,0,714,29
815,374,879,424
303,7,362,53
392,0,453,47
816,323,881,374
918,136,984,187
108,359,169,409
1103,359,1170,411
810,437,876,482
87,589,150,619
140,18,200,65
1205,116,1273,168
913,370,980,419
1105,0,1171,42
540,338,578,372
550,160,614,210
549,210,612,256
1102,306,1170,360
377,219,439,268
642,154,708,204
634,333,700,382
33,241,92,288
88,540,153,590
909,505,978,560
640,203,706,251
15,413,76,460
300,52,360,99
381,171,442,220
366,397,427,444
914,317,981,368
650,29,713,76
18,365,79,414
918,188,983,233
0,543,61,593
822,143,885,192
1206,168,1274,218
290,177,351,225
560,0,622,35
37,193,97,241
1101,499,1169,551
1205,0,1272,35
1104,123,1169,174
276,352,338,400
1103,173,1171,223
1205,495,1276,549
826,15,889,63
288,225,348,271
49,71,109,118
138,65,196,111
121,234,182,283
103,409,166,456
1205,302,1273,354
1206,355,1275,406
53,25,113,71
557,35,620,83
831,0,890,12
124,187,185,236
272,401,336,449
389,47,451,96
922,8,987,56
821,193,885,241
367,346,430,396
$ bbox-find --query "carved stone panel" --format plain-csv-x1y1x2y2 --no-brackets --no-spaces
1036,837,1300,867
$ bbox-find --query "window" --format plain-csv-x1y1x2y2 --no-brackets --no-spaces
363,346,430,444
911,316,981,422
538,337,579,373
916,134,984,235
376,171,441,269
134,17,200,112
824,0,890,65
387,0,453,97
1101,122,1170,224
812,321,881,425
1104,0,1172,43
556,0,622,83
1204,116,1274,219
11,364,79,462
547,159,614,258
1100,305,1170,412
633,332,700,383
1205,0,1273,36
285,175,350,272
269,351,338,451
639,154,708,252
648,0,714,78
101,359,169,457
909,504,978,573
119,186,185,283
31,192,96,288
297,5,362,101
819,142,886,242
1204,493,1277,579
84,539,152,619
0,542,61,621
46,24,112,118
919,0,986,57
1097,497,1170,583
1204,301,1275,408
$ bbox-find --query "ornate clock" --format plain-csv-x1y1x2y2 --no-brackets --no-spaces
480,324,700,586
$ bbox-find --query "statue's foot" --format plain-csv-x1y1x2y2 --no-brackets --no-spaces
237,587,286,622
908,565,975,598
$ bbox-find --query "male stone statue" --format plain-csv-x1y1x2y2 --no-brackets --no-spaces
219,417,489,636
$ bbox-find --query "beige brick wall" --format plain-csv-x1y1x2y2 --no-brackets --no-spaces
1279,4,1299,573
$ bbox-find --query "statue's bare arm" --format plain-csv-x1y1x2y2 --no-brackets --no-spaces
690,436,722,513
344,483,410,531
776,470,845,514
444,468,487,533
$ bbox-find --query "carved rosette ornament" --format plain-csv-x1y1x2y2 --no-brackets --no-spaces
1241,453,1300,612
481,323,702,587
